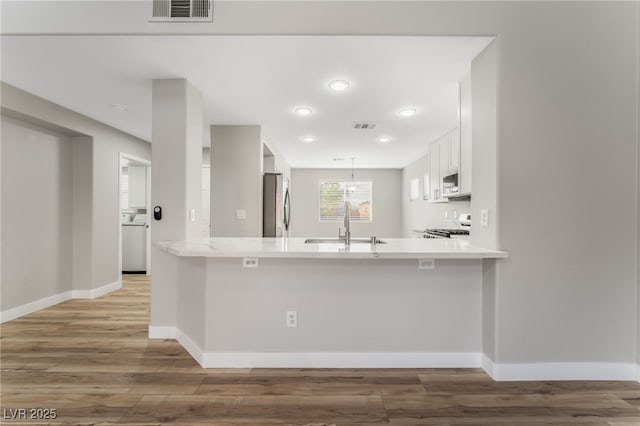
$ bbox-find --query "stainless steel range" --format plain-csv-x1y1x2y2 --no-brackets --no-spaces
423,214,471,239
424,228,470,239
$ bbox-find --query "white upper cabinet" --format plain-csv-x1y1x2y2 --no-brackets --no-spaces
459,72,472,195
429,140,446,202
450,127,460,174
425,73,472,202
428,128,460,203
128,165,147,208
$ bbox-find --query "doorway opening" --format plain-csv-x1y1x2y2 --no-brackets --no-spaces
118,153,151,276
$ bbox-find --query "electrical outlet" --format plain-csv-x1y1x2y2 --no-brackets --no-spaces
480,209,489,227
236,209,246,220
286,310,297,328
189,208,196,222
242,258,259,268
418,258,435,269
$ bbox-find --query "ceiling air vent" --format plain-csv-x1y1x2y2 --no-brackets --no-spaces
150,0,213,22
353,123,377,130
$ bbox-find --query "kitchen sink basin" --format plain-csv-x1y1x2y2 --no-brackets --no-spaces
304,238,387,244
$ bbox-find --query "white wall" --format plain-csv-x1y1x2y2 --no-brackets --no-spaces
290,168,402,238
204,257,481,353
492,4,637,367
637,2,640,376
263,139,291,181
401,153,471,237
1,115,73,311
1,83,151,294
210,125,263,237
72,136,93,292
470,41,497,250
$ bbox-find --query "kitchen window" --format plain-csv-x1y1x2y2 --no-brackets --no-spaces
319,180,372,222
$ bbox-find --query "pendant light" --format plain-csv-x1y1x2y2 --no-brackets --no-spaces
347,157,357,193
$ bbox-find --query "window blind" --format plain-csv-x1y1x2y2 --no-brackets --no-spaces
319,180,372,222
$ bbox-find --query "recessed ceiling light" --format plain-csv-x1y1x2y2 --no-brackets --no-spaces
328,80,351,91
301,136,317,143
111,103,128,112
293,106,313,116
377,136,392,143
398,107,417,117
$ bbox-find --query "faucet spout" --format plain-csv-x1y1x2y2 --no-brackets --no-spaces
343,201,351,246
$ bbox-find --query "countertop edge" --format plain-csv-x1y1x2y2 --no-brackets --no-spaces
154,239,508,260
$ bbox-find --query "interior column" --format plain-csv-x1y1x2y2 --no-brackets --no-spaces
149,79,202,336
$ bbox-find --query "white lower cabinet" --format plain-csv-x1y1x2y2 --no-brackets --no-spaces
122,224,146,272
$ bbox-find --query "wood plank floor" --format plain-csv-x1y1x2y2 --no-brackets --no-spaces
1,275,639,425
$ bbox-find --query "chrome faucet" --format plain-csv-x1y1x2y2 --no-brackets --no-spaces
343,201,351,246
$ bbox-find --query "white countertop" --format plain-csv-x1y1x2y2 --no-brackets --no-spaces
154,237,507,260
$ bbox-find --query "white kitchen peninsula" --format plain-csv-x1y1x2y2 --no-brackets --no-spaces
150,238,507,368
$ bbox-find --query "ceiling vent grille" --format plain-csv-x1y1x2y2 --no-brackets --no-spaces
353,123,377,130
150,0,213,21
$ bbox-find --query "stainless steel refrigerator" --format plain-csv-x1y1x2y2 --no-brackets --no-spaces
263,173,290,237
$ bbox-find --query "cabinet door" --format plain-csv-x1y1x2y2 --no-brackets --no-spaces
450,128,460,172
423,152,430,200
429,142,441,201
128,166,146,208
459,73,472,194
439,134,450,180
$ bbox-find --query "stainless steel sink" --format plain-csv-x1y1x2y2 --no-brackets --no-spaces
304,238,387,244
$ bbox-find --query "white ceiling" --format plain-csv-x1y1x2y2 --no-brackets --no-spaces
1,35,492,168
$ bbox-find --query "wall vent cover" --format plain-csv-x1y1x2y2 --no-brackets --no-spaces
150,0,213,21
353,123,377,129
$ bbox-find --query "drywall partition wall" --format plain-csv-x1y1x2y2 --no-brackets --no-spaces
210,125,263,237
401,153,471,237
72,136,93,293
290,168,402,238
636,0,640,382
1,115,73,312
263,139,291,181
493,5,637,375
2,1,639,379
150,79,203,331
470,41,497,250
0,83,151,293
146,79,205,235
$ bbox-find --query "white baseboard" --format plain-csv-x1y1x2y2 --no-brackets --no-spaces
1,280,122,323
176,329,205,366
200,351,481,369
481,353,495,377
152,328,481,369
481,355,637,381
72,280,121,299
148,325,177,339
0,290,73,323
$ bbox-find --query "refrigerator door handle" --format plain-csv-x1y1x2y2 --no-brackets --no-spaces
283,188,291,231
